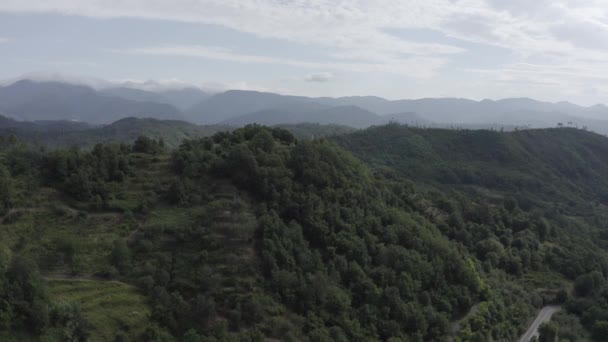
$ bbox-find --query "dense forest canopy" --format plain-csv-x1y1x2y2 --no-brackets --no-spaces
0,124,607,341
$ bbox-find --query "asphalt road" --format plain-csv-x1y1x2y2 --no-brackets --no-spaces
518,305,562,342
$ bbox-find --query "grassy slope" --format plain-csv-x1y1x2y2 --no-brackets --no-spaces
1,146,270,340
45,278,150,341
0,153,175,340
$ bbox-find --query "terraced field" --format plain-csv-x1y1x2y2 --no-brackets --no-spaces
46,278,151,341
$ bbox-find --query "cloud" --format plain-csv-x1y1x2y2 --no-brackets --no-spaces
0,0,465,80
0,37,8,43
1,72,277,94
114,45,448,78
2,0,608,102
552,19,608,50
111,78,281,93
305,72,333,82
112,78,203,91
1,71,111,88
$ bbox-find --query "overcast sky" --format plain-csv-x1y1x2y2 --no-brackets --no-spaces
0,0,607,104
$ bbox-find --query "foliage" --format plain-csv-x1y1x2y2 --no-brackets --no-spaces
4,124,608,340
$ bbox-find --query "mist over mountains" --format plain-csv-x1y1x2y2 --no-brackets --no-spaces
1,77,608,133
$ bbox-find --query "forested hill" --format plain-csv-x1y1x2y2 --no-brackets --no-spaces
334,124,608,339
0,117,219,149
334,125,608,203
0,124,607,341
0,116,355,149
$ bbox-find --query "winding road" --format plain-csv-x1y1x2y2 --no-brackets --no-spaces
518,305,561,342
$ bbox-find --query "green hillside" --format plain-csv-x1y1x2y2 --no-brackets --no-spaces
1,117,214,149
0,124,607,341
2,117,356,150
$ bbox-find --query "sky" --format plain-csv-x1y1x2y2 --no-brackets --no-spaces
0,0,608,104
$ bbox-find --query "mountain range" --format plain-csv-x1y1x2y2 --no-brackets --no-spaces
2,78,608,133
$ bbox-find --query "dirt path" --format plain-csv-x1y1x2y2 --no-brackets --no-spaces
0,207,43,223
450,303,480,341
519,305,561,342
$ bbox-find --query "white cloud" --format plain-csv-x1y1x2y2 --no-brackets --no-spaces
113,78,281,93
112,78,204,91
0,72,277,94
305,72,333,82
0,37,8,43
115,45,448,78
0,71,111,88
0,0,465,80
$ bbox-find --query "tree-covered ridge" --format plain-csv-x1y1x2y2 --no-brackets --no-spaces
335,124,608,340
333,124,608,201
0,117,213,149
170,125,485,340
0,116,355,151
1,124,608,340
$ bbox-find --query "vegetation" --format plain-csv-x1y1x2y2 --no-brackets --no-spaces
0,117,214,149
1,123,608,340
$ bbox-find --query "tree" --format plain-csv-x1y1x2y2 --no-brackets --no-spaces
574,271,604,297
5,256,49,333
133,136,163,154
538,322,558,342
0,165,14,214
250,129,275,153
593,320,608,341
111,240,132,275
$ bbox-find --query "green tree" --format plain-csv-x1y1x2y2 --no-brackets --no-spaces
574,271,604,297
593,320,608,341
0,165,14,214
111,240,132,275
5,256,49,333
538,322,558,342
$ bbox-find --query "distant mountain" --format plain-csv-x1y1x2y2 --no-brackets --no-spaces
159,88,211,111
99,87,164,103
221,105,382,128
4,78,608,133
187,89,608,133
101,87,210,111
186,90,327,124
0,80,182,124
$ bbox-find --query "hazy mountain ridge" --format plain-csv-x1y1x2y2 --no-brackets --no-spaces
186,90,608,132
185,89,328,124
3,78,608,133
0,80,183,124
101,86,210,111
220,105,382,128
